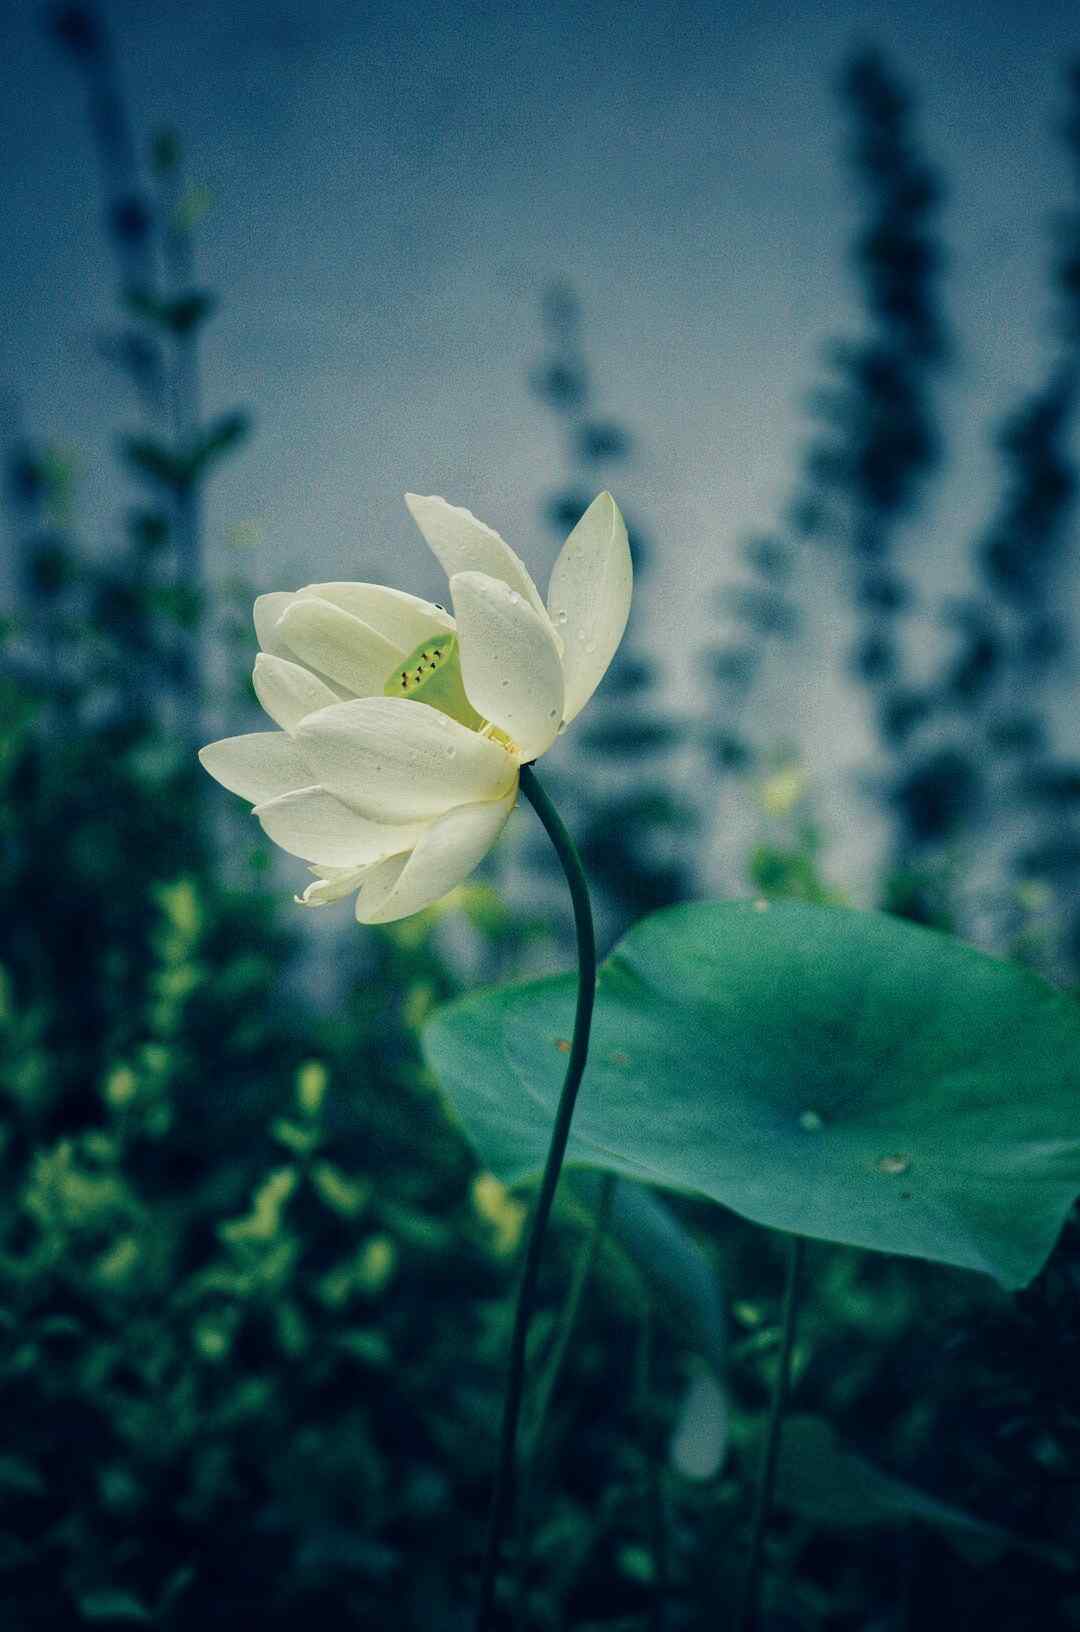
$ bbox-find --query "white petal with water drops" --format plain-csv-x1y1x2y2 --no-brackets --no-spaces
297,582,454,652
198,732,311,805
276,597,404,697
355,791,516,923
253,592,301,659
252,784,426,867
253,654,342,732
547,491,632,724
295,695,517,822
404,493,552,633
450,571,564,761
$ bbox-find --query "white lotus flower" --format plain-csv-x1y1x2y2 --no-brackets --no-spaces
199,491,632,923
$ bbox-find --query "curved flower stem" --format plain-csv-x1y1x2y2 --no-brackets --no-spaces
475,762,598,1632
737,1232,805,1632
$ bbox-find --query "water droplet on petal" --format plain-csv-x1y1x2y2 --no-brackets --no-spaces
547,708,558,720
500,678,511,688
584,639,596,654
556,609,568,625
877,1153,911,1176
445,746,456,759
507,590,521,605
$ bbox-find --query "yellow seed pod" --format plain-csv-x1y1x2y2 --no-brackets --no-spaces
383,633,484,731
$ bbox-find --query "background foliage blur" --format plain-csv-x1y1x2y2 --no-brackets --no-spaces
3,6,1080,1628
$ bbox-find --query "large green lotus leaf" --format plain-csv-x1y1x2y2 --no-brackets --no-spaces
423,902,1080,1288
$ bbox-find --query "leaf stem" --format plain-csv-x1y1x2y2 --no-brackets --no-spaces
475,762,598,1632
526,1173,616,1469
636,1300,668,1632
513,1171,616,1630
737,1232,805,1632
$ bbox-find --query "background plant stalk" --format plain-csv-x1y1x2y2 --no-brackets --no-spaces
737,1232,806,1632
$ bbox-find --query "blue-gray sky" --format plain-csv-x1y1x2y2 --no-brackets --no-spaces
4,0,1079,886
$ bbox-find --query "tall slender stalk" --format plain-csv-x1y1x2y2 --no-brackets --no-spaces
737,1233,805,1632
637,1301,668,1632
513,1171,616,1629
475,761,598,1632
